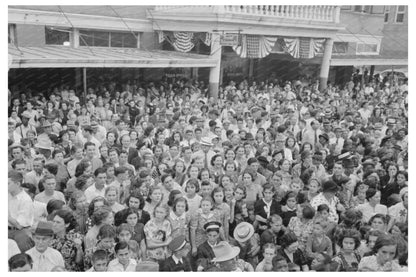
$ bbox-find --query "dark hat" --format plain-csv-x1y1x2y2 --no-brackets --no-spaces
319,133,329,142
322,180,338,193
257,156,268,165
337,151,352,161
209,120,217,127
33,221,54,237
301,150,312,160
362,159,375,166
204,221,222,233
245,133,254,140
342,158,354,168
272,149,284,157
83,125,93,132
168,235,187,252
312,152,323,161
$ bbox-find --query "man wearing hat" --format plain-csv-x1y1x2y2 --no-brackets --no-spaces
26,221,65,271
192,137,216,169
212,241,254,271
231,222,260,268
194,221,222,271
310,180,345,223
15,111,37,139
160,235,191,272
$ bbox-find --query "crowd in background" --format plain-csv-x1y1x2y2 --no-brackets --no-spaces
8,73,408,271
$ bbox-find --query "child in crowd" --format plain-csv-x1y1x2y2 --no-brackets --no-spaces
87,250,109,272
255,243,277,272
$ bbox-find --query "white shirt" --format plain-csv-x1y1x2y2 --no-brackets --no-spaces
8,239,20,259
34,191,66,205
84,184,107,203
107,258,137,272
8,190,34,228
388,202,407,224
26,247,65,272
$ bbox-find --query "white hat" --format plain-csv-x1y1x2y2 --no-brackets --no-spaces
200,137,213,147
212,241,240,263
233,222,255,243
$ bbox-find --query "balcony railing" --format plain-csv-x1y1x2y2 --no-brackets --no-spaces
153,5,340,23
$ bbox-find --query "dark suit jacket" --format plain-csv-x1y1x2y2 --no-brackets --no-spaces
159,256,192,272
196,241,216,271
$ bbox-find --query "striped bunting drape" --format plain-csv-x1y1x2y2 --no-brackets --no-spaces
157,31,212,53
283,37,326,59
232,35,277,59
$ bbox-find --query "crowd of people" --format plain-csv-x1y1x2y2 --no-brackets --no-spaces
8,73,408,272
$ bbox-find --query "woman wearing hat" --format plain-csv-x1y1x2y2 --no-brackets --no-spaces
211,241,254,272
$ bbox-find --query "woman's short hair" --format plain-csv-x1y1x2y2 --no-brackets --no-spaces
91,206,112,226
98,224,116,240
372,234,399,258
152,202,170,218
9,253,33,271
337,229,361,249
279,232,298,249
68,190,86,210
301,203,315,219
125,190,145,210
88,196,109,217
172,197,189,212
52,209,78,232
185,178,200,193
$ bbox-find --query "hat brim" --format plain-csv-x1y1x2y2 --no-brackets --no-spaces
233,223,255,243
213,246,240,262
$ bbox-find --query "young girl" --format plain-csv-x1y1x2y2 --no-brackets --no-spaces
287,203,315,250
240,170,262,206
143,185,163,217
116,223,133,243
230,185,248,235
105,186,125,213
255,243,277,272
190,196,222,256
168,197,191,240
84,224,116,270
305,219,333,261
212,187,230,241
280,191,298,227
183,178,202,215
332,229,362,271
315,204,337,236
123,208,146,254
224,162,239,184
125,191,150,225
144,203,172,261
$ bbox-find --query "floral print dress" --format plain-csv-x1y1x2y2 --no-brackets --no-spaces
144,218,172,261
50,230,84,271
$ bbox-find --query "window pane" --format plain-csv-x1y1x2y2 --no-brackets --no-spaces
396,13,404,22
79,31,93,47
122,33,137,48
93,31,109,47
364,44,377,52
398,5,405,11
111,33,123,47
333,42,348,54
45,27,70,45
357,44,365,52
354,6,362,12
384,13,389,22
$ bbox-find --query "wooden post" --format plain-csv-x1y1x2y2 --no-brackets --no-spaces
83,67,87,103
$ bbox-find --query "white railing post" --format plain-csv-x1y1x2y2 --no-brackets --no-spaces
334,6,340,23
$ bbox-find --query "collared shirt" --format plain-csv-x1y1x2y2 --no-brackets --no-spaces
84,184,107,203
172,255,183,265
107,258,137,272
8,190,34,228
34,191,66,205
26,247,65,272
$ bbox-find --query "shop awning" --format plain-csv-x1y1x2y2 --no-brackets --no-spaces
8,45,217,68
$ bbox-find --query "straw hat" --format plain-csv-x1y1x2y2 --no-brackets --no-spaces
200,137,213,147
233,222,255,243
212,241,240,263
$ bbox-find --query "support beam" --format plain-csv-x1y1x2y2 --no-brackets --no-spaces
83,67,87,103
319,38,333,91
209,33,222,100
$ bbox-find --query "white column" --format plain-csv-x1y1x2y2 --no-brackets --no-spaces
209,33,222,100
72,28,79,48
319,38,333,91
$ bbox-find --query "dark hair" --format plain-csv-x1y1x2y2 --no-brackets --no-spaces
21,182,36,196
272,254,287,271
91,206,112,226
125,190,145,210
92,249,108,262
46,199,65,215
9,253,33,271
94,167,107,177
369,213,388,225
167,190,182,207
337,229,361,249
74,160,92,177
281,191,298,205
68,190,86,211
172,197,189,212
115,241,129,253
11,159,26,170
44,163,58,175
88,196,109,217
53,209,78,232
301,203,315,219
371,234,398,258
280,232,298,249
98,224,116,240
317,204,330,213
185,178,200,193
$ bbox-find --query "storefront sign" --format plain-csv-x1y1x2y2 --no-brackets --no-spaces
220,34,239,46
